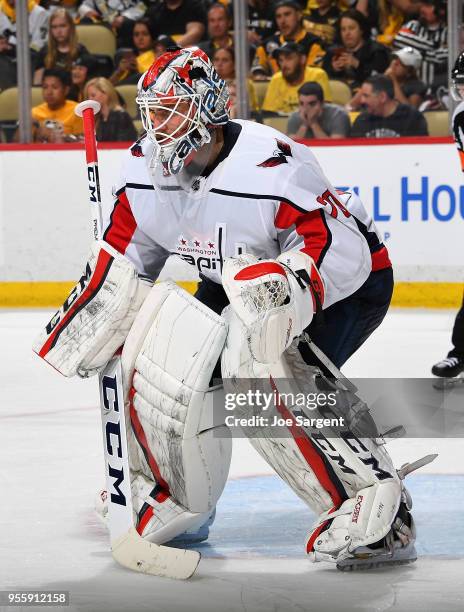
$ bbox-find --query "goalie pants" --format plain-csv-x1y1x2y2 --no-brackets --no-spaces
300,266,394,372
195,267,394,373
449,290,464,358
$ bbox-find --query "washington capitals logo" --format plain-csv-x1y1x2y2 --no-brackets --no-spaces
257,139,292,168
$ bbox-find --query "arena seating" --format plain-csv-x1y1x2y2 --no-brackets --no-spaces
76,25,116,58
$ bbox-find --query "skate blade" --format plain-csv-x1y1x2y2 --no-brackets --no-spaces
433,376,464,390
336,546,417,572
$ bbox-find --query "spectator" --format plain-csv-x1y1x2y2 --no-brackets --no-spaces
109,47,139,85
31,68,83,142
252,0,325,79
0,32,16,89
146,0,206,48
199,3,233,59
78,0,146,49
385,46,426,108
34,8,88,85
109,20,158,86
212,47,258,114
355,0,421,46
133,18,156,73
226,79,239,119
322,9,390,91
351,74,428,137
85,76,138,141
0,0,49,57
153,34,176,57
303,0,341,45
287,81,350,139
247,0,275,47
69,54,98,102
43,0,80,19
262,41,332,114
393,0,447,90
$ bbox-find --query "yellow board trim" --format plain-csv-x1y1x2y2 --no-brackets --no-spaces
390,282,462,309
0,281,462,309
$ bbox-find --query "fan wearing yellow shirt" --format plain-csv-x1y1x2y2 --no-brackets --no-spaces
32,68,83,142
133,18,156,73
252,0,325,78
262,41,332,114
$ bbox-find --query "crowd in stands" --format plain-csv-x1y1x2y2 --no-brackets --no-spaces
0,0,451,142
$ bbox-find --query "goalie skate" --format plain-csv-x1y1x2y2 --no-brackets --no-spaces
336,454,437,572
336,508,417,572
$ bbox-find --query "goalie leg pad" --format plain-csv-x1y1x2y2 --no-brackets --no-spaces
121,281,231,543
33,240,152,378
222,309,405,562
131,473,212,544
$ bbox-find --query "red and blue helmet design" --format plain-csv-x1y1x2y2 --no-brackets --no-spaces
136,46,230,174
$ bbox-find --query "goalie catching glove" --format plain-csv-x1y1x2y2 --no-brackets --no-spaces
33,241,152,377
222,251,324,364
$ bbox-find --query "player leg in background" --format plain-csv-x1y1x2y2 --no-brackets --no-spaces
298,267,394,373
432,292,464,378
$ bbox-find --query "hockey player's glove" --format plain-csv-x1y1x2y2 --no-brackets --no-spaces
33,241,152,377
222,251,324,364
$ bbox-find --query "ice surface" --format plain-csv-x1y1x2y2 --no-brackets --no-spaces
1,309,463,611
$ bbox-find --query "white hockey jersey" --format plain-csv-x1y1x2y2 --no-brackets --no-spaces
104,120,391,309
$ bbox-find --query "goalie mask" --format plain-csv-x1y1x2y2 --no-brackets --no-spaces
136,46,230,176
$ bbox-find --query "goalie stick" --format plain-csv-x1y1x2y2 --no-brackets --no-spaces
75,101,201,579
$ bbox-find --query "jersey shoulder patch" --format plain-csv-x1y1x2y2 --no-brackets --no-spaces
257,139,293,167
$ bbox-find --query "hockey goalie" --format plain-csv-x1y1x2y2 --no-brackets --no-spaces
33,45,432,573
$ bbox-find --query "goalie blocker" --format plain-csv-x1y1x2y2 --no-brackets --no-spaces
33,240,152,378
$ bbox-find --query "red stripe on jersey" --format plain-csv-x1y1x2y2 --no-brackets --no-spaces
137,505,154,536
104,190,137,255
275,203,331,270
234,262,287,280
274,201,300,229
371,246,392,272
295,210,331,273
129,387,170,493
270,377,345,509
275,202,329,307
38,248,113,358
